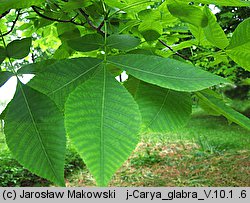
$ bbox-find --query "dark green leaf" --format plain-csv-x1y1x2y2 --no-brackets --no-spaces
57,23,80,41
0,71,14,87
6,38,32,59
67,34,104,52
107,34,140,51
53,44,73,60
124,76,141,97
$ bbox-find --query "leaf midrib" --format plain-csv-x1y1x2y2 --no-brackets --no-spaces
108,60,222,81
100,67,106,185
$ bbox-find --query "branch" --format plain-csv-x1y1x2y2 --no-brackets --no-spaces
158,39,190,61
32,6,83,26
0,10,21,37
78,8,105,36
0,10,10,19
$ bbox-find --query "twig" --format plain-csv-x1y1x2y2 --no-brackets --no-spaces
0,10,21,37
78,8,105,36
97,10,110,32
0,10,10,19
97,20,105,32
158,39,190,61
32,6,83,26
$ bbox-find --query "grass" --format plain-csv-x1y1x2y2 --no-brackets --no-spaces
0,108,249,186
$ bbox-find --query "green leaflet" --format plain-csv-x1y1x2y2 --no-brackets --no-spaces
28,57,102,110
108,54,227,92
189,24,210,46
53,43,73,60
4,84,66,186
126,77,192,132
196,90,250,131
0,0,45,13
65,66,141,186
57,23,81,41
203,6,229,49
6,38,32,59
107,34,140,51
0,71,14,87
124,76,141,97
226,18,250,71
167,3,208,27
138,21,162,41
67,33,104,52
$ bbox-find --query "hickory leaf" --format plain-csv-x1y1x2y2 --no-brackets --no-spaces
108,54,227,92
65,66,141,186
4,84,66,186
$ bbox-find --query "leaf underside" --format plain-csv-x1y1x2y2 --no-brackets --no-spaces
65,66,141,186
134,81,192,132
28,57,102,110
108,54,227,92
4,84,66,186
